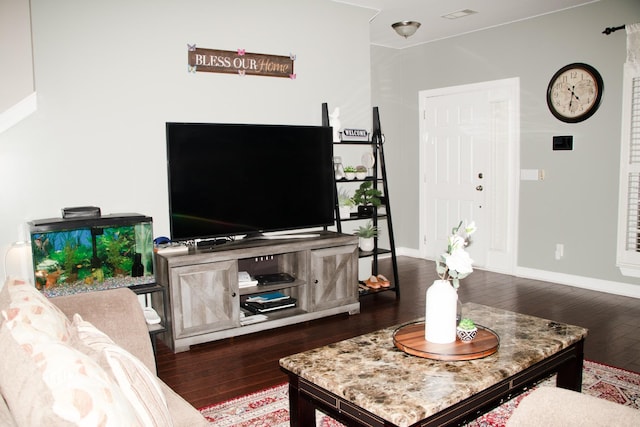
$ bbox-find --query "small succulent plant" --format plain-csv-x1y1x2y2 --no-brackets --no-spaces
458,318,476,330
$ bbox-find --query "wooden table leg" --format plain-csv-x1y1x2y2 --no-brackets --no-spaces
555,339,584,392
287,376,316,427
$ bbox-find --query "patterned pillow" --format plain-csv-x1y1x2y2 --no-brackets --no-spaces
72,314,173,427
2,277,72,342
0,317,141,426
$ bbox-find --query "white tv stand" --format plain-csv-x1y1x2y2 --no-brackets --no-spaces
154,231,360,353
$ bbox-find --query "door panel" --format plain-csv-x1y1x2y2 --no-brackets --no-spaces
309,245,358,311
424,90,489,266
170,261,238,338
419,78,519,274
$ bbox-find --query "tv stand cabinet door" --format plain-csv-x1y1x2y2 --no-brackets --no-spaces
309,245,358,312
169,260,239,340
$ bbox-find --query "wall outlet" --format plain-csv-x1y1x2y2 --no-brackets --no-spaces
555,243,564,260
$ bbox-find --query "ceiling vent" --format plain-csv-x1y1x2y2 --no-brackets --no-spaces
442,9,478,20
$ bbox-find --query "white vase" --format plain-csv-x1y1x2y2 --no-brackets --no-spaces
359,237,374,252
425,279,458,344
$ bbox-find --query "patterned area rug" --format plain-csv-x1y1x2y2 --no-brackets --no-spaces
199,361,640,426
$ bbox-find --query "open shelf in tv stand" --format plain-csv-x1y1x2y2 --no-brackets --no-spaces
154,231,360,353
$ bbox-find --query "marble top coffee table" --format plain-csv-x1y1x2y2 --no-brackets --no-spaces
279,302,588,427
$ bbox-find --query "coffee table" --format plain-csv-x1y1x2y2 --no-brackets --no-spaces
279,303,587,427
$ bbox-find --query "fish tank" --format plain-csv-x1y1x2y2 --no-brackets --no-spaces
29,213,155,297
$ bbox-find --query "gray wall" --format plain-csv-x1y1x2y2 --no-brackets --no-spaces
371,0,640,289
0,0,374,280
0,0,34,112
4,0,640,293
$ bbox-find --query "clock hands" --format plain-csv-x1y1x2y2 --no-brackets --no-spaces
567,85,580,110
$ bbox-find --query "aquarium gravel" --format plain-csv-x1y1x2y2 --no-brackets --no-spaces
41,275,155,298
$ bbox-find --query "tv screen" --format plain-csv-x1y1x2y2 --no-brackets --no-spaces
166,122,335,242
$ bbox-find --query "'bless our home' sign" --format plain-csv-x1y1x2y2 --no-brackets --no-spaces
188,45,296,79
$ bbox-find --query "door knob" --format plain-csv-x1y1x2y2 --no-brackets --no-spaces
476,185,483,191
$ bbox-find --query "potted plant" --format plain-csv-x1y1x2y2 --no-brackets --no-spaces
355,165,368,180
456,318,478,342
344,166,356,180
352,181,382,218
337,188,355,219
354,221,378,252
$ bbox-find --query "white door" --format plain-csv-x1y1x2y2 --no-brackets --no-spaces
419,78,519,274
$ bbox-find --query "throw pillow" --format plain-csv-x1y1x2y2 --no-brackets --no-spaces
0,317,141,426
1,277,72,342
0,278,10,327
72,314,173,427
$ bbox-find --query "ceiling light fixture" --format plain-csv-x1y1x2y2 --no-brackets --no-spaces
391,21,421,39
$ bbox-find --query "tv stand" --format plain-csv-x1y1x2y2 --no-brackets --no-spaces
154,231,360,352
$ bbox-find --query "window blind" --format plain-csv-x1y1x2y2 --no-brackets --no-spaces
616,24,640,277
626,77,640,252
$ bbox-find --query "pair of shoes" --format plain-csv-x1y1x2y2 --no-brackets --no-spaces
377,274,391,288
365,275,381,289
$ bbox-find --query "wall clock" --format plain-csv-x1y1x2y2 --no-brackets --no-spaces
546,63,604,123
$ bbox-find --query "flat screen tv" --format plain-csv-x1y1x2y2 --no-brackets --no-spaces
166,122,335,242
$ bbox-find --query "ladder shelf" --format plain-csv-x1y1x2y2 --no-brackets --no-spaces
323,104,400,297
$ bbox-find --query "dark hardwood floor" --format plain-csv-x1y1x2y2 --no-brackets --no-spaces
155,256,640,409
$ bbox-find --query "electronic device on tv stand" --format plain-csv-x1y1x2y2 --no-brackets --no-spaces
255,272,296,286
165,122,335,244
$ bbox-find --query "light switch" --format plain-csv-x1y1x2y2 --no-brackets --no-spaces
521,169,540,181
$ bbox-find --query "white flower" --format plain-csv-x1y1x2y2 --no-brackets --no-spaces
465,221,477,236
448,235,466,252
444,249,473,276
435,220,476,289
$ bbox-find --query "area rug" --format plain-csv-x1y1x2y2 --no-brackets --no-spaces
199,360,640,426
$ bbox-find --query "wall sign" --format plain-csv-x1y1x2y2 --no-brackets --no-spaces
188,45,296,79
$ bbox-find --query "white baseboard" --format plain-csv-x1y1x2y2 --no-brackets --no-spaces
397,247,421,258
515,267,640,299
395,246,640,299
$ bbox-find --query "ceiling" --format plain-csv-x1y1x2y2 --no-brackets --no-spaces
334,0,600,49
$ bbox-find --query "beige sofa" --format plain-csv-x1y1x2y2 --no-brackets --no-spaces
0,278,208,426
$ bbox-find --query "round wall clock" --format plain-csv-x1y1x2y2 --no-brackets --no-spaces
546,63,604,123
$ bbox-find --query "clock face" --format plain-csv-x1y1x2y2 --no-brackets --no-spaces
546,63,604,123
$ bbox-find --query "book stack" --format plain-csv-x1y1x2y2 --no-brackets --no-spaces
239,311,268,326
241,292,297,314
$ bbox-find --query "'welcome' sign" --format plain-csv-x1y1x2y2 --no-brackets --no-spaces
188,46,295,79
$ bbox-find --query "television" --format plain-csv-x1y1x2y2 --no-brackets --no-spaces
166,122,335,243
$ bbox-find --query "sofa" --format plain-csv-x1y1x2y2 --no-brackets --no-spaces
507,386,640,426
0,277,208,426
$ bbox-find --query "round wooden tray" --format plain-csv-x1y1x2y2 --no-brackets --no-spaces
393,321,500,361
